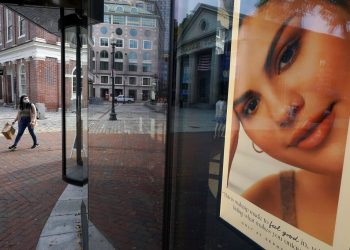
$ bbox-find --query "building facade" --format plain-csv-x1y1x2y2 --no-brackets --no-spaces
0,4,83,111
90,0,163,102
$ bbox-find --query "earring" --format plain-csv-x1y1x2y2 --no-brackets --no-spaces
252,142,263,153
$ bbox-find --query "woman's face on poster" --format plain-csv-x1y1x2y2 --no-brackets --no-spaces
233,0,350,176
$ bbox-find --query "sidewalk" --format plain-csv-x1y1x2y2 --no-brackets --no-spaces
0,131,67,250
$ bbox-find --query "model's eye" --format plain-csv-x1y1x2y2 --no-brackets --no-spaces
278,38,300,73
243,97,260,117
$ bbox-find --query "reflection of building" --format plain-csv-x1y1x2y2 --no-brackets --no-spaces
0,4,79,111
176,4,232,106
91,0,162,102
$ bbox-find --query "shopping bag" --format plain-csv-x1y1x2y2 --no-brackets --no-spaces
2,122,16,140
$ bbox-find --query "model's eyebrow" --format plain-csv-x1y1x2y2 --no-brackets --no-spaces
264,14,297,77
233,90,256,108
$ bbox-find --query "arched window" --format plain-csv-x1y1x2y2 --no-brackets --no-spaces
116,6,124,12
114,51,123,71
100,50,109,59
115,51,123,60
143,52,151,61
128,52,137,61
130,7,138,14
19,64,26,95
100,50,109,70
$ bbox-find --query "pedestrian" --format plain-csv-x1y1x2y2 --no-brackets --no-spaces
214,96,227,138
8,95,39,150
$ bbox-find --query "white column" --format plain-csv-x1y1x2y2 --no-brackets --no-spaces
209,48,220,105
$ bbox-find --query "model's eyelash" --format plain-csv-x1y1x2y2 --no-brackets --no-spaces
241,95,260,118
276,36,301,74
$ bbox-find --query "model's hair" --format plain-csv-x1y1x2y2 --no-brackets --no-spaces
239,0,350,27
255,0,349,8
19,95,30,110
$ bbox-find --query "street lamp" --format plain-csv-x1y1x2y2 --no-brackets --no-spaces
109,32,117,120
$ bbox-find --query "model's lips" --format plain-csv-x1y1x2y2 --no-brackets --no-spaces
289,102,336,149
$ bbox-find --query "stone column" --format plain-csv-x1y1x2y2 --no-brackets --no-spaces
209,48,220,105
188,53,197,104
175,56,181,106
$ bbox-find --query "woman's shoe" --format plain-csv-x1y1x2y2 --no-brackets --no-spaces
8,145,16,150
31,143,39,149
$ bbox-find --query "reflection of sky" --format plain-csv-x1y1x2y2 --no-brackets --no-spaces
240,0,258,15
175,0,218,22
175,0,259,23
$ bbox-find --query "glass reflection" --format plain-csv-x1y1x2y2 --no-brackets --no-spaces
88,0,169,248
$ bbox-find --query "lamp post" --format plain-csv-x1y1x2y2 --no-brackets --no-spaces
109,32,117,120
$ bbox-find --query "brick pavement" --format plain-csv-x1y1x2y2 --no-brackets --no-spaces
0,132,67,250
88,133,165,250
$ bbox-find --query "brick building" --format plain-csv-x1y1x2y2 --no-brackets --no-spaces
0,4,82,111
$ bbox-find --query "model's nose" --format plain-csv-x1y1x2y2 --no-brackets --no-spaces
276,105,300,128
269,93,305,128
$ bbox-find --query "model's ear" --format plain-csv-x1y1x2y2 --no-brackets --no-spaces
227,110,240,187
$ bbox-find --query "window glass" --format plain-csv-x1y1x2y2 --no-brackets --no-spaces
115,39,123,48
87,0,177,248
6,9,13,41
100,38,109,46
100,61,109,70
19,16,25,37
128,52,137,61
116,6,124,12
129,77,137,85
142,78,150,86
142,18,156,27
142,64,151,72
128,63,137,72
143,40,152,49
115,76,122,85
113,15,125,25
143,52,151,61
116,28,123,35
129,39,138,49
115,62,123,71
115,51,123,59
104,15,110,23
127,16,140,26
101,75,109,83
100,50,109,58
129,29,138,37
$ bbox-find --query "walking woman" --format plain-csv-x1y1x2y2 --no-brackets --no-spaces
9,95,39,150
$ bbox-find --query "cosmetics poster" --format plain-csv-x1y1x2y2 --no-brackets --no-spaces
219,0,350,249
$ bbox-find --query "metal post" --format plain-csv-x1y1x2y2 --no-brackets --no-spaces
109,43,117,120
123,76,126,104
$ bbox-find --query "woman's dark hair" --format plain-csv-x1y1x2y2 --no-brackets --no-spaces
255,0,349,8
19,95,30,110
239,0,350,27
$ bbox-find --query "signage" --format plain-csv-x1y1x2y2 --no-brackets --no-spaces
220,1,350,250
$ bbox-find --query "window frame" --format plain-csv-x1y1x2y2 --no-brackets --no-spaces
143,40,152,50
100,75,109,84
6,9,13,43
142,77,151,86
115,39,124,48
100,37,109,47
18,16,25,38
129,39,138,49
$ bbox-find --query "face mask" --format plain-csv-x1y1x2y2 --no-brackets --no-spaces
23,99,29,103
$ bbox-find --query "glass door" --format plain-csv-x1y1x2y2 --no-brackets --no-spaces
60,10,88,186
